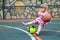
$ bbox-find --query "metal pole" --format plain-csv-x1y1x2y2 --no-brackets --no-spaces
2,0,5,19
40,0,43,4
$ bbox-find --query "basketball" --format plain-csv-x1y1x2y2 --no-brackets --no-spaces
42,13,51,22
29,26,36,34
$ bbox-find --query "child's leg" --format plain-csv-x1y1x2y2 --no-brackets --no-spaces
36,24,42,35
22,20,37,26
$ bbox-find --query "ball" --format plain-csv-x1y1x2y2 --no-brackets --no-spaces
42,13,51,22
29,26,36,34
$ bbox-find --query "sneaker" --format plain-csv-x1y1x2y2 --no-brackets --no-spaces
34,33,39,36
36,32,39,36
21,22,27,26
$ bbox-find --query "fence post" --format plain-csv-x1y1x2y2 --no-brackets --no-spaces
2,0,5,19
40,0,43,4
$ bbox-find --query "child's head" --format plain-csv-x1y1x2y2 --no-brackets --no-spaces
40,3,47,12
40,7,46,12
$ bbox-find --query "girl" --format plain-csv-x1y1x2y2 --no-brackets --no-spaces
22,4,51,35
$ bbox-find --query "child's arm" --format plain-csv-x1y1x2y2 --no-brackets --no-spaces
37,10,41,17
37,11,43,16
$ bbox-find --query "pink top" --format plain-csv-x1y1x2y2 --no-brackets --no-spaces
35,10,48,26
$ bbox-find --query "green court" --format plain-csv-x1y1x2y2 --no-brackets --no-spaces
0,19,60,40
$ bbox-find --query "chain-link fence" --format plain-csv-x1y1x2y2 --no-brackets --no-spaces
0,0,60,19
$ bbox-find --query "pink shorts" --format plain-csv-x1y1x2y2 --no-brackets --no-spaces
35,16,48,26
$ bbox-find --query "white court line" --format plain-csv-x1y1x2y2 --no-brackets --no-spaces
0,25,36,40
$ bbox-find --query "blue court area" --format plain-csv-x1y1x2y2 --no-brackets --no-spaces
0,19,60,40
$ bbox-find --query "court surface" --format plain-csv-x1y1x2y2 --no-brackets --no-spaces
0,19,60,40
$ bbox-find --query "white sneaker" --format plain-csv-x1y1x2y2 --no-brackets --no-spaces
36,32,39,35
21,22,27,26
